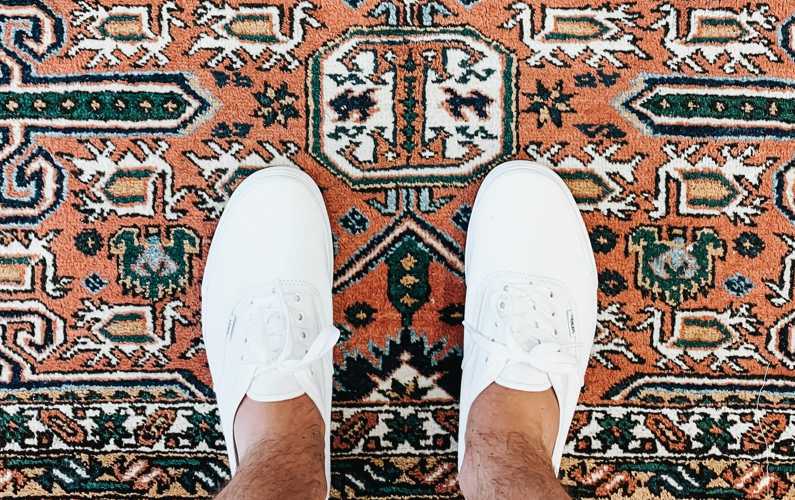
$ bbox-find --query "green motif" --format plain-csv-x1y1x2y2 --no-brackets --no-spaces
595,413,640,451
386,236,430,326
384,412,428,449
184,411,222,448
693,414,735,452
644,93,795,124
253,81,299,127
75,229,103,256
523,79,575,128
0,409,34,446
0,91,187,121
628,226,725,306
109,226,200,300
93,411,133,447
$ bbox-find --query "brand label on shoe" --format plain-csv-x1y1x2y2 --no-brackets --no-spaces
567,309,576,336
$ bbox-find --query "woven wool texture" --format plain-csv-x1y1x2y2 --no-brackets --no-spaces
1,0,794,497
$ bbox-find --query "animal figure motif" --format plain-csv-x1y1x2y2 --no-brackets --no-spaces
185,141,299,218
66,300,188,367
189,0,320,70
650,143,769,224
444,89,493,120
649,3,779,74
68,141,187,221
68,0,185,67
0,232,71,297
109,227,200,300
637,304,767,372
330,89,377,121
502,2,647,68
526,142,642,218
627,226,725,306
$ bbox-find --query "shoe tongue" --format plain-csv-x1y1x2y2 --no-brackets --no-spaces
495,360,552,392
236,299,306,401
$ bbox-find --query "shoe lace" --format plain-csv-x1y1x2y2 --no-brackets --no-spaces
226,285,339,373
464,283,580,374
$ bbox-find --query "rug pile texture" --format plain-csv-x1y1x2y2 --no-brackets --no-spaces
1,0,794,497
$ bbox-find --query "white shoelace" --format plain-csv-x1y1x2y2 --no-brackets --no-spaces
226,285,339,373
464,283,580,374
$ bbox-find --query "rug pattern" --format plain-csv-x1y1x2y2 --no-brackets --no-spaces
0,0,794,498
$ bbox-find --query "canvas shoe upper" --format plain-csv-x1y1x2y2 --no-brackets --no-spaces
201,166,338,497
459,160,598,473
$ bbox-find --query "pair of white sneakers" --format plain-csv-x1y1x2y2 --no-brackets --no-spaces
201,161,598,497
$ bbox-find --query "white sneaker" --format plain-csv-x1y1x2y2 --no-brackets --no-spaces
202,166,338,496
459,160,598,473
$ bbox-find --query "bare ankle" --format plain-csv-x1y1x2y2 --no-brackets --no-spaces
219,427,325,499
459,430,568,500
458,384,567,499
234,395,324,461
217,395,326,499
468,384,560,457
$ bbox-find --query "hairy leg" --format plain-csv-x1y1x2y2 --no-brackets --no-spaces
216,395,325,500
458,384,569,500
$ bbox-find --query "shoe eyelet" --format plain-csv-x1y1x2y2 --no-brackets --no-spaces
494,321,499,328
484,356,489,363
297,312,303,321
503,285,509,292
498,301,506,311
554,329,559,336
300,330,308,340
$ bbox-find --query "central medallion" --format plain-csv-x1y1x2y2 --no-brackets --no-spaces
308,26,516,189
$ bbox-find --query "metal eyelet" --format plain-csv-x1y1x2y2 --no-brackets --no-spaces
295,294,302,303
297,312,304,322
300,330,308,340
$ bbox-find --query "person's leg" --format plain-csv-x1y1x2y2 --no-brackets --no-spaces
216,396,326,499
457,161,598,499
458,385,569,500
202,167,339,499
